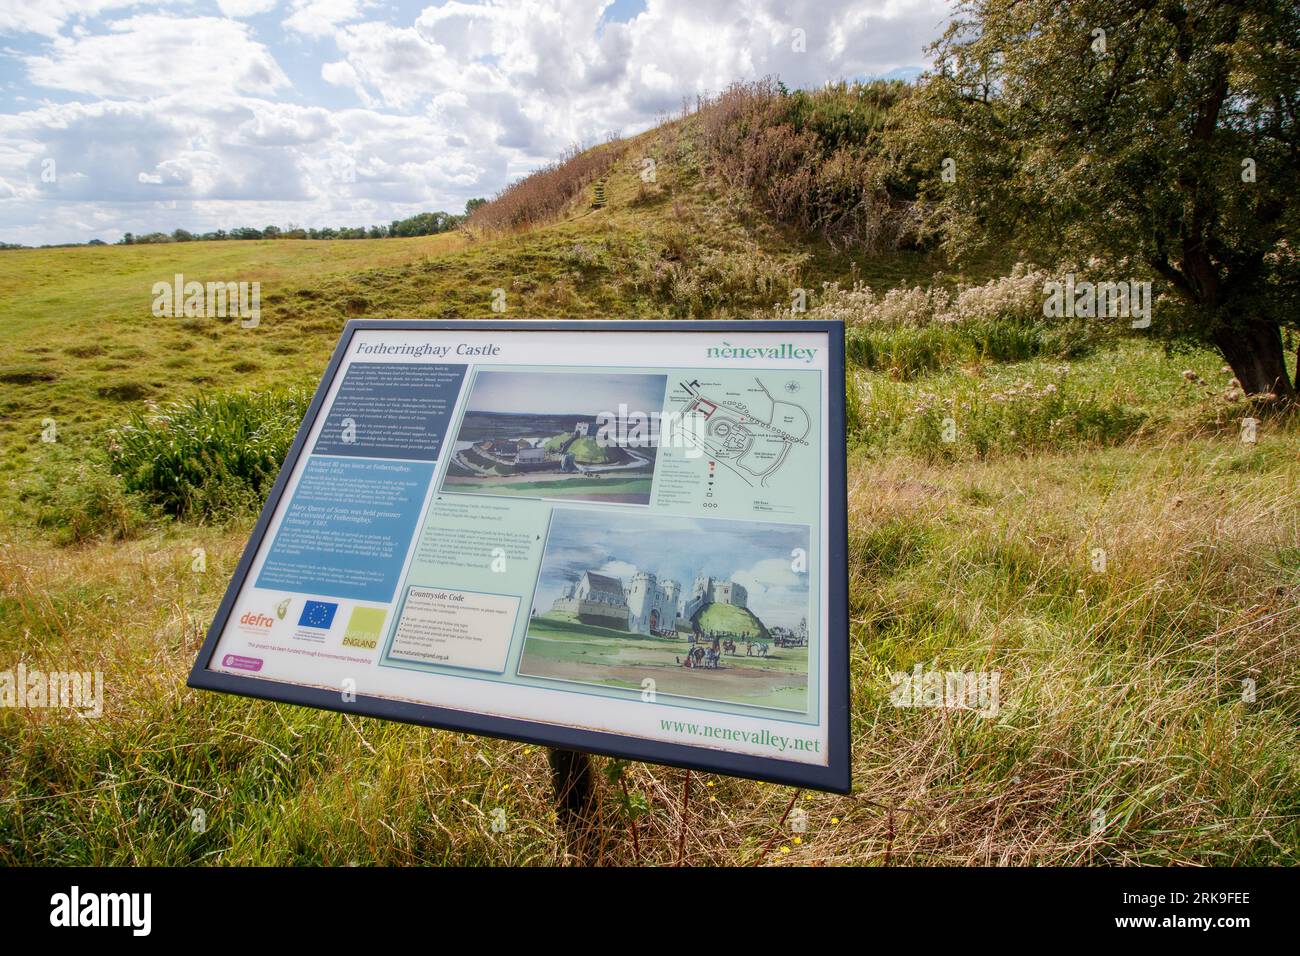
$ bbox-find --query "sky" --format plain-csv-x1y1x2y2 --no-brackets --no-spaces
534,509,810,630
0,0,947,246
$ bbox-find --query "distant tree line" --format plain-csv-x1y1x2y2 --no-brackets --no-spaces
115,201,486,246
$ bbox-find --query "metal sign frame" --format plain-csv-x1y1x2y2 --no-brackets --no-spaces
188,319,850,793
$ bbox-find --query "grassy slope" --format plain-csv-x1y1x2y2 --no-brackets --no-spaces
0,117,1296,866
0,119,982,489
695,602,769,639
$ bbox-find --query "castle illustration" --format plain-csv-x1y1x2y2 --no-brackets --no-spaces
552,567,747,637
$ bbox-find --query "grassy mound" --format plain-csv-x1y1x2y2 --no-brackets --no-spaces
566,436,616,464
694,602,770,639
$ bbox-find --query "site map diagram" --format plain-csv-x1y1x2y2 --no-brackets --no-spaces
673,376,812,487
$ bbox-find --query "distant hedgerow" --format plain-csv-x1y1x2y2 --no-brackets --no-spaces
107,388,310,520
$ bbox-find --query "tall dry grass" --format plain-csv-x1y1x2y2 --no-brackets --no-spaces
1,435,1295,865
466,139,627,234
696,79,919,251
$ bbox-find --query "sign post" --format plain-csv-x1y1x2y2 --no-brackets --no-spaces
190,320,852,826
548,748,599,864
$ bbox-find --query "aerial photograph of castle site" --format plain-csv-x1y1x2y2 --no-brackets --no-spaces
441,370,668,505
519,510,812,713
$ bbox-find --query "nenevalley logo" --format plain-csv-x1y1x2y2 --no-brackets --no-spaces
707,340,819,363
49,886,151,936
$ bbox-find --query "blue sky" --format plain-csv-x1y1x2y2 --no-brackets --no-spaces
534,509,810,630
0,0,945,245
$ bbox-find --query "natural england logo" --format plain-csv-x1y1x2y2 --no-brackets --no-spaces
0,664,103,718
1042,274,1152,328
151,273,260,327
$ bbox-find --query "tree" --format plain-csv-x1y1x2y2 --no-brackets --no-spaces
891,0,1299,398
465,197,488,216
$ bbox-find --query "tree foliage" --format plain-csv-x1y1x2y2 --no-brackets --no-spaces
890,0,1299,396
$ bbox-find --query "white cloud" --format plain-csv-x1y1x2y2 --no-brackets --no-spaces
23,15,290,98
321,58,377,106
596,560,638,582
1,0,946,244
733,557,809,630
283,0,375,38
217,0,281,17
235,103,336,146
0,0,188,38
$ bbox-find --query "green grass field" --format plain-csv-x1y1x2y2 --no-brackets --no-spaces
1,113,1296,866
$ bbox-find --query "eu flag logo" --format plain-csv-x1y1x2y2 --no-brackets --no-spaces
298,600,338,629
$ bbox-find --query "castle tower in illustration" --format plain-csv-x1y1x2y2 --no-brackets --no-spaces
681,574,748,621
627,571,680,637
